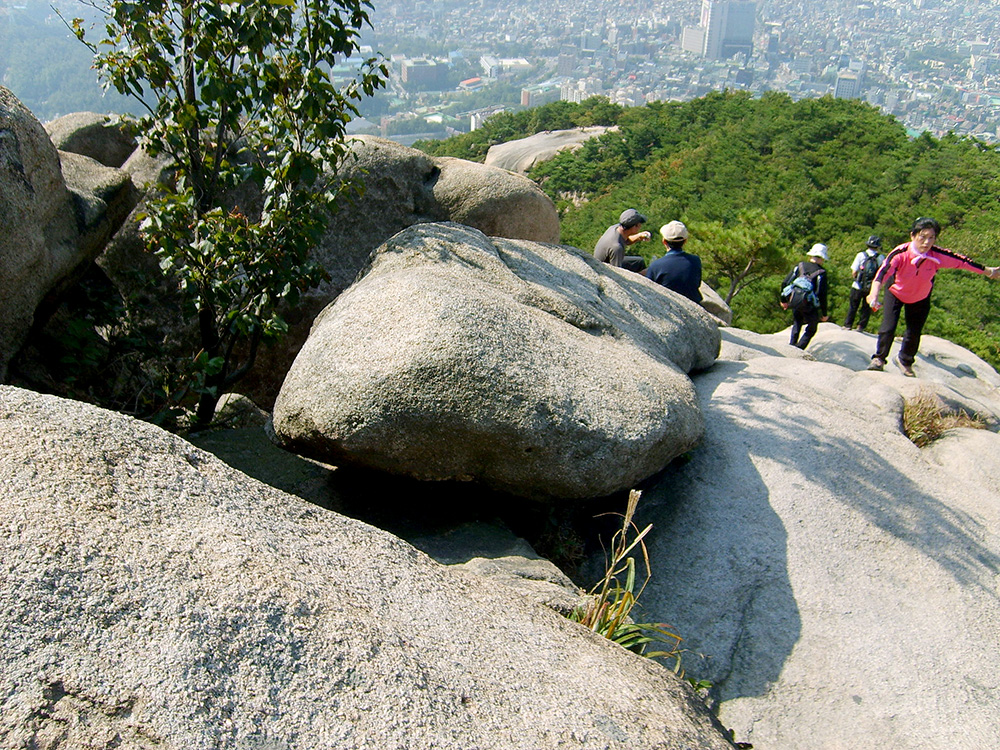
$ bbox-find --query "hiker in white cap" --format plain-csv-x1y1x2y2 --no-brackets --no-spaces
779,243,829,350
646,221,702,303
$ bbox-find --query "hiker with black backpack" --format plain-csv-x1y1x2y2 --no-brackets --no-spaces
842,235,886,332
780,243,829,350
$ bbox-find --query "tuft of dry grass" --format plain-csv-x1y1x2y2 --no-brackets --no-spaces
568,490,684,670
902,389,988,448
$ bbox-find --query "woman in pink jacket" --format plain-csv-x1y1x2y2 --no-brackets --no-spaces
867,217,1000,376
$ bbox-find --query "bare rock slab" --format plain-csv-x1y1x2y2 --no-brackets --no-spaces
0,385,735,750
272,223,720,500
484,126,614,174
632,334,1000,749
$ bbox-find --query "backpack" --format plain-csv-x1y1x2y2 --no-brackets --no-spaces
780,262,822,312
856,253,881,295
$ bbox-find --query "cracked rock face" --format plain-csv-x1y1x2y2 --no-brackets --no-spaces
271,223,720,500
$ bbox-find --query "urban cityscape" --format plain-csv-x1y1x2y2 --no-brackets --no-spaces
2,0,999,145
356,0,1000,145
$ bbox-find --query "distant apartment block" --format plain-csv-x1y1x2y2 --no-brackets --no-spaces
834,73,861,99
522,82,562,108
480,55,532,79
682,0,756,61
480,55,502,78
561,77,604,103
401,59,445,90
970,53,1000,77
681,27,705,55
470,105,507,131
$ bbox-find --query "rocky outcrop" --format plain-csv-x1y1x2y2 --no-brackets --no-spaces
44,111,137,168
485,127,614,174
0,87,82,379
623,323,1000,749
58,150,140,261
0,384,736,750
271,223,720,500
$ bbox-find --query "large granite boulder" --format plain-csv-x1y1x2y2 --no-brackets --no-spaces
271,222,720,500
0,385,736,750
44,111,137,168
312,135,560,295
485,127,614,174
0,86,82,379
623,325,1000,748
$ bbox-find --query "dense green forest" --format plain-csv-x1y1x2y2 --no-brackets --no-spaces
418,92,1000,370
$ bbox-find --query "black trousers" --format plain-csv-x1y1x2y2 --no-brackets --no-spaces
790,307,820,349
874,290,931,366
843,287,873,331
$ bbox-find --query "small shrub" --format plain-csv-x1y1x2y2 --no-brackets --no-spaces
902,389,988,448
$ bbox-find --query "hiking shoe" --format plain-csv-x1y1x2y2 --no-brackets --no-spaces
893,357,915,377
867,357,885,371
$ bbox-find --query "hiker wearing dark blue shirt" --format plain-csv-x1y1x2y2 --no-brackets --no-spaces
646,221,702,303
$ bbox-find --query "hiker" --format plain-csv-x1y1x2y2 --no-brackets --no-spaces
780,243,829,350
843,235,885,332
646,220,703,303
867,217,1000,377
594,208,652,273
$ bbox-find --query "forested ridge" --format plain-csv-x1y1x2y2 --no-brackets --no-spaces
418,92,1000,370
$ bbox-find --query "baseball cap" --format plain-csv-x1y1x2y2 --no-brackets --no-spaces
619,208,647,229
660,220,689,242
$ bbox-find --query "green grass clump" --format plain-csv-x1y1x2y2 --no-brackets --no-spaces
902,390,988,448
569,490,684,670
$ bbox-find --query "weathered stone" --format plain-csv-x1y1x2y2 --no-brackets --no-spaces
44,111,137,168
698,282,732,324
0,86,81,379
0,385,736,750
271,222,720,499
58,150,140,261
485,127,614,174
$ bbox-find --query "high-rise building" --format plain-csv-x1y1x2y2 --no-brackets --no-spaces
689,0,756,61
834,73,861,100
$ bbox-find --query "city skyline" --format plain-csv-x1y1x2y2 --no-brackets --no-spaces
361,0,1000,144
